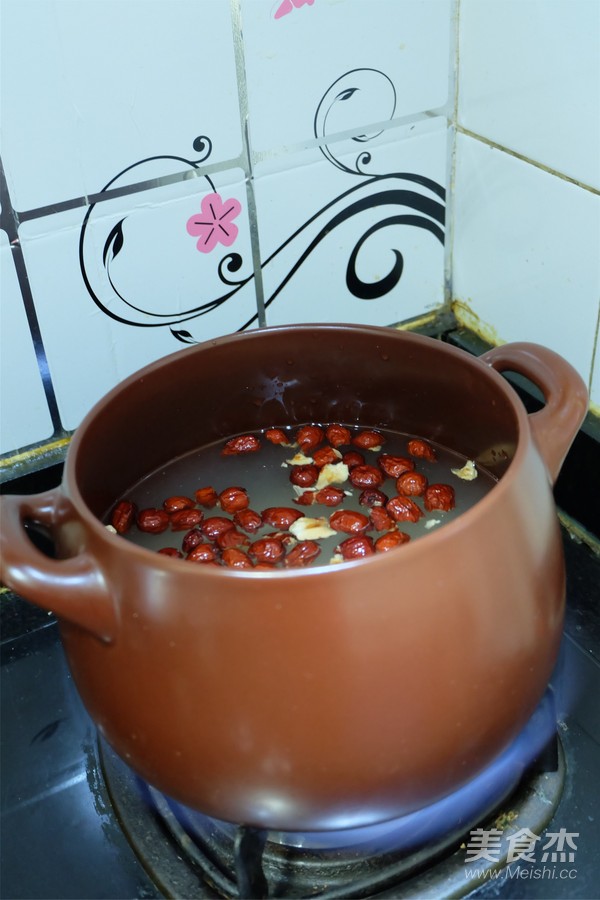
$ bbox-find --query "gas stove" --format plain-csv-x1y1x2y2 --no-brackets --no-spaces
1,472,599,899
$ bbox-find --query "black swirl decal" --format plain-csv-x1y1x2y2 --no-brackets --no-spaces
79,71,445,344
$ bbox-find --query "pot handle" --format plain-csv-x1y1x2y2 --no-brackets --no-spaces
480,342,588,484
0,489,116,642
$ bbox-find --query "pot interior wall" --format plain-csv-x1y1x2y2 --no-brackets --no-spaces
72,327,519,519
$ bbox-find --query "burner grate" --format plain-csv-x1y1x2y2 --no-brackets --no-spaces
99,727,564,899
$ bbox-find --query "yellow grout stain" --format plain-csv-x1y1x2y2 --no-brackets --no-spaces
451,298,505,348
0,437,71,470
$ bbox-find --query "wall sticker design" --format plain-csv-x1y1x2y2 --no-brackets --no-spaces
186,193,242,253
273,0,315,20
79,69,445,345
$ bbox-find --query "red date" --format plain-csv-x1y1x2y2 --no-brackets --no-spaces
352,430,384,450
407,438,437,461
424,483,455,512
262,507,303,530
342,450,365,468
294,491,315,506
395,471,428,497
222,434,261,455
329,509,370,534
219,486,249,514
358,488,388,508
194,486,218,508
312,446,341,468
348,465,384,489
222,548,253,569
290,464,319,488
264,428,290,445
163,495,195,513
375,531,410,552
296,425,324,453
337,534,375,560
250,537,285,564
369,506,394,532
157,546,183,558
325,424,351,447
233,508,263,533
182,527,204,553
378,454,414,478
111,500,136,534
137,508,170,534
284,541,321,567
170,508,204,531
386,496,424,523
187,543,218,564
201,516,236,541
216,528,250,551
314,486,345,507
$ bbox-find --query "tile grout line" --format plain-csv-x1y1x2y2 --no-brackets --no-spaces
444,0,461,312
230,0,266,328
456,126,600,196
0,159,64,442
5,109,446,228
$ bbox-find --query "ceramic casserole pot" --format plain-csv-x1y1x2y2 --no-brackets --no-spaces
0,325,588,831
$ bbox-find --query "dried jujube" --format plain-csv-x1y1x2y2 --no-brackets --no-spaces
111,500,136,534
329,509,370,534
407,439,436,462
219,486,249,514
378,455,414,478
395,471,428,497
424,484,455,512
386,496,423,523
348,465,384,489
352,430,384,450
170,508,204,531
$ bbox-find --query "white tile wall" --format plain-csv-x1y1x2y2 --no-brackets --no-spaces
18,172,257,430
458,0,600,190
1,0,455,464
452,133,600,384
453,0,600,414
12,1,598,460
0,233,54,454
253,118,447,326
242,0,453,152
0,0,242,211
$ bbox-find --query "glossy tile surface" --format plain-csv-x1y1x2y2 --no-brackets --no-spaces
242,0,453,152
254,118,447,327
452,133,600,383
18,174,257,430
458,0,600,189
0,0,241,210
0,233,53,453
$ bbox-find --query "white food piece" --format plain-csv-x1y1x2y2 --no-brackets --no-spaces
424,518,442,529
105,524,117,534
289,516,337,540
329,553,345,565
285,452,314,466
314,461,349,491
451,459,478,481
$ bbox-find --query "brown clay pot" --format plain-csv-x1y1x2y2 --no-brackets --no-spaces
0,325,588,831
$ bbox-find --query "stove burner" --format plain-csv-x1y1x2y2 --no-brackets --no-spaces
99,691,565,899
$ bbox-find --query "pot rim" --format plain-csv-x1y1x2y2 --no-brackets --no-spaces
64,323,535,578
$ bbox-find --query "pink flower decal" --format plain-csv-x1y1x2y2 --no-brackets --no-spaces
274,0,315,20
186,192,242,253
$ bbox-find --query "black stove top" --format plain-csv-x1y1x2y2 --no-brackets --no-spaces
1,523,599,899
